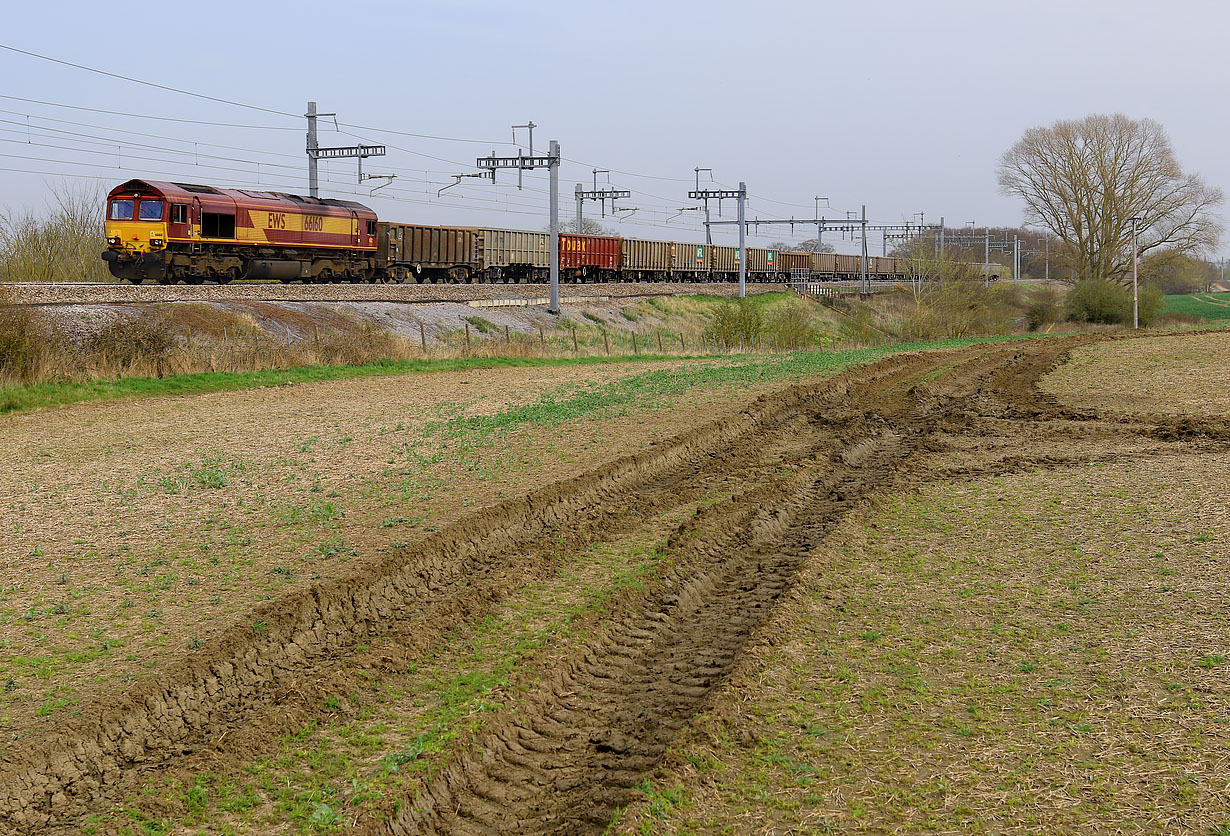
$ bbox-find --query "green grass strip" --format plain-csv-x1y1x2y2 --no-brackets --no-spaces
0,335,1032,416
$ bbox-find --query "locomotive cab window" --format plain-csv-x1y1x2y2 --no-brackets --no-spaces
201,212,235,239
137,200,165,221
108,199,135,221
171,204,188,224
366,220,377,235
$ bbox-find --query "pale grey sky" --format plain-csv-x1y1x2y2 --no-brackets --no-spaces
2,0,1226,256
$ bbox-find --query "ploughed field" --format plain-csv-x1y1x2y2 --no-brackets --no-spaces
1,331,1228,833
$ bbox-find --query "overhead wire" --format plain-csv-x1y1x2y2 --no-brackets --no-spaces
0,45,869,239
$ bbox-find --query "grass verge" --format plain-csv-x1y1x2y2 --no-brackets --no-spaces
0,335,1030,415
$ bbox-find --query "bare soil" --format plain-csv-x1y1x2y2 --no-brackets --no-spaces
612,332,1230,835
3,331,1226,833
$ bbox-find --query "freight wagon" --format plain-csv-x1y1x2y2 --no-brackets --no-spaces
379,223,477,282
709,244,741,277
671,241,708,280
559,234,619,280
745,248,781,280
779,251,813,276
620,238,672,281
475,228,549,282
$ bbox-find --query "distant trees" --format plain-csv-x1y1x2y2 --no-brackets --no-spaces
559,217,617,236
767,238,834,254
1139,250,1211,294
998,114,1223,285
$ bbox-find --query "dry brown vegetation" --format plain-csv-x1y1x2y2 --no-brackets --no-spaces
0,297,423,385
0,183,113,283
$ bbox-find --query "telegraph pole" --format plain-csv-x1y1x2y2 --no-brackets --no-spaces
860,204,868,294
477,128,562,313
984,227,990,287
1130,216,1140,329
549,140,560,314
939,216,945,259
737,182,747,298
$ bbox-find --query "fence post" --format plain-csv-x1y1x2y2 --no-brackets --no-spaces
679,332,684,351
603,329,610,356
632,332,638,356
571,327,578,352
504,324,510,343
419,320,427,351
286,325,291,348
465,321,471,350
539,323,545,346
657,331,663,353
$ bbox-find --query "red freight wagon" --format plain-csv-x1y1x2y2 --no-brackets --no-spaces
559,233,620,279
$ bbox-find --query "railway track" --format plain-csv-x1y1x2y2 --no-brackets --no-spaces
10,333,1217,833
0,280,783,307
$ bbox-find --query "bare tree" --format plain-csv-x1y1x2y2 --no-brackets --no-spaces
1,180,111,282
791,238,835,254
998,114,1223,284
558,217,617,236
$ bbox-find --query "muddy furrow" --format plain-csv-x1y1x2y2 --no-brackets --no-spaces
384,344,1056,834
0,343,982,829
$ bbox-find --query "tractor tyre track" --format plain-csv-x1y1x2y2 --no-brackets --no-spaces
5,334,1176,834
380,339,1103,835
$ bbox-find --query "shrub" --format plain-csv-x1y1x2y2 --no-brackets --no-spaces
83,315,177,371
0,292,52,382
315,323,406,366
766,298,815,347
1138,283,1165,326
1066,278,1130,324
706,299,764,348
1026,286,1064,331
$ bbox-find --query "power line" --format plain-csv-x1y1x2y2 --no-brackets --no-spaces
0,44,297,119
0,94,300,130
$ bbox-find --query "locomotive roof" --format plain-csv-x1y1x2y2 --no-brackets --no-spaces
107,179,374,214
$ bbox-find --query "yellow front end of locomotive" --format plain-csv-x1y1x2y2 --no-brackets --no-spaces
105,220,168,255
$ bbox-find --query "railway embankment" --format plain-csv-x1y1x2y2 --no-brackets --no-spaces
3,280,786,307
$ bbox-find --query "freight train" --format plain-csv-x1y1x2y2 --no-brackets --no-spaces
101,179,950,285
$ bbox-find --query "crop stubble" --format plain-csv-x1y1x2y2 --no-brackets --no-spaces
4,332,1227,832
